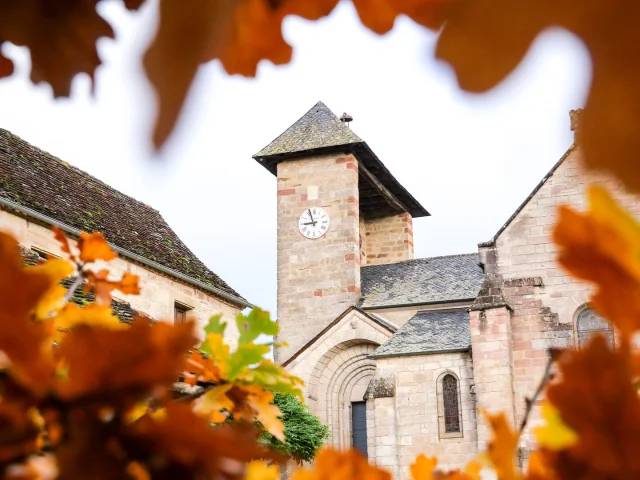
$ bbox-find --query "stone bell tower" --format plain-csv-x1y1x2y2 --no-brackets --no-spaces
253,102,429,363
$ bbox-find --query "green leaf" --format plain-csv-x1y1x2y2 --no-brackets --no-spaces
244,360,304,399
200,314,227,355
227,343,270,381
236,308,278,345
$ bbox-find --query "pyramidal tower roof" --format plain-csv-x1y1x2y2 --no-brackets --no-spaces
253,101,429,219
254,101,361,158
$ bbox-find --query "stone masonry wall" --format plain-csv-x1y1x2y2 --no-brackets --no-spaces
374,352,477,478
484,143,640,452
364,213,413,266
0,209,242,346
276,153,361,362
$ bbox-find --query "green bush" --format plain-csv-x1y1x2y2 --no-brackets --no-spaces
261,392,330,463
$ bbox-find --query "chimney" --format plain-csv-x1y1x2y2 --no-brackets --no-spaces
569,108,582,143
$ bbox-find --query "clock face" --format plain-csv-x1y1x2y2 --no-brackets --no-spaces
298,208,330,239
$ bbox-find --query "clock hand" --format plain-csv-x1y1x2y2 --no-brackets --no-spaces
307,209,317,226
302,222,317,225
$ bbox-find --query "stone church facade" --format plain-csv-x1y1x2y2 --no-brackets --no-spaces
0,128,249,345
253,104,630,478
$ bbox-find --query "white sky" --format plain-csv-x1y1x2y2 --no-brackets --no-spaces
0,1,591,316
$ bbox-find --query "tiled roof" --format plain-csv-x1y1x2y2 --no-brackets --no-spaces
21,247,147,325
360,254,484,308
370,310,471,358
254,101,361,158
0,128,245,304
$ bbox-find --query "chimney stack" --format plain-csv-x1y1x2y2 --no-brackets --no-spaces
569,108,583,143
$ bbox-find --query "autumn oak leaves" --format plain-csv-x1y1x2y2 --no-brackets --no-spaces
0,228,301,479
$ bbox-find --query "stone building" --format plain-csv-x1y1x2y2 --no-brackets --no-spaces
0,128,249,344
253,103,625,477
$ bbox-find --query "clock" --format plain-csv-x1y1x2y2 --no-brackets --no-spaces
298,207,330,239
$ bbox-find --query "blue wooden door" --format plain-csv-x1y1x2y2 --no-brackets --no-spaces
351,402,368,456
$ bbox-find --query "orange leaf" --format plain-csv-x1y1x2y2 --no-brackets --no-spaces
484,411,519,480
0,1,114,97
29,258,75,320
290,448,391,480
54,303,125,333
193,384,234,423
128,403,278,477
77,232,116,263
57,320,196,400
0,232,56,395
552,185,640,340
52,226,74,260
245,460,280,480
434,0,640,193
144,0,339,149
546,337,640,477
85,270,140,305
410,455,437,480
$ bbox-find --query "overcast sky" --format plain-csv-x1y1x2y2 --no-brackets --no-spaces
0,1,591,316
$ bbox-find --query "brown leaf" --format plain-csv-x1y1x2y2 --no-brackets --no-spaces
56,409,128,480
0,0,114,96
0,232,56,395
0,401,43,463
0,51,14,78
123,0,147,10
351,0,449,34
57,320,196,400
434,0,640,193
546,337,640,477
144,0,339,149
126,403,278,478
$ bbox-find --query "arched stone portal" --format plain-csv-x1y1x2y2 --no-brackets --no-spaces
308,341,379,457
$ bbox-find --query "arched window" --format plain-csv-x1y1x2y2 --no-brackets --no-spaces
443,375,460,433
437,372,463,438
576,307,614,348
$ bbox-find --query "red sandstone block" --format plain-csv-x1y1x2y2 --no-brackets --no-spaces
345,254,356,262
347,211,357,217
335,156,352,164
300,194,308,201
278,189,296,196
347,284,358,293
513,341,532,351
314,289,323,297
526,350,548,358
347,196,357,204
346,163,358,171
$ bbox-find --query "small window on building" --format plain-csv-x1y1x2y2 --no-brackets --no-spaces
443,375,461,433
31,247,59,260
436,372,463,438
174,302,192,324
576,307,614,348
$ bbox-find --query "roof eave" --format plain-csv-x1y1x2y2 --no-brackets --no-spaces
0,197,252,309
253,141,430,219
369,346,470,359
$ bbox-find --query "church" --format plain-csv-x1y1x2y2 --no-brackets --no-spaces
253,103,627,478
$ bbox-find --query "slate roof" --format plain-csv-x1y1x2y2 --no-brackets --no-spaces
253,102,429,219
360,254,484,308
254,101,362,157
370,310,471,358
0,128,245,304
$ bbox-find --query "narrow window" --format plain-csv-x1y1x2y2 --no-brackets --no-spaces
443,374,460,433
174,302,191,324
351,402,368,456
576,307,614,348
31,247,59,260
